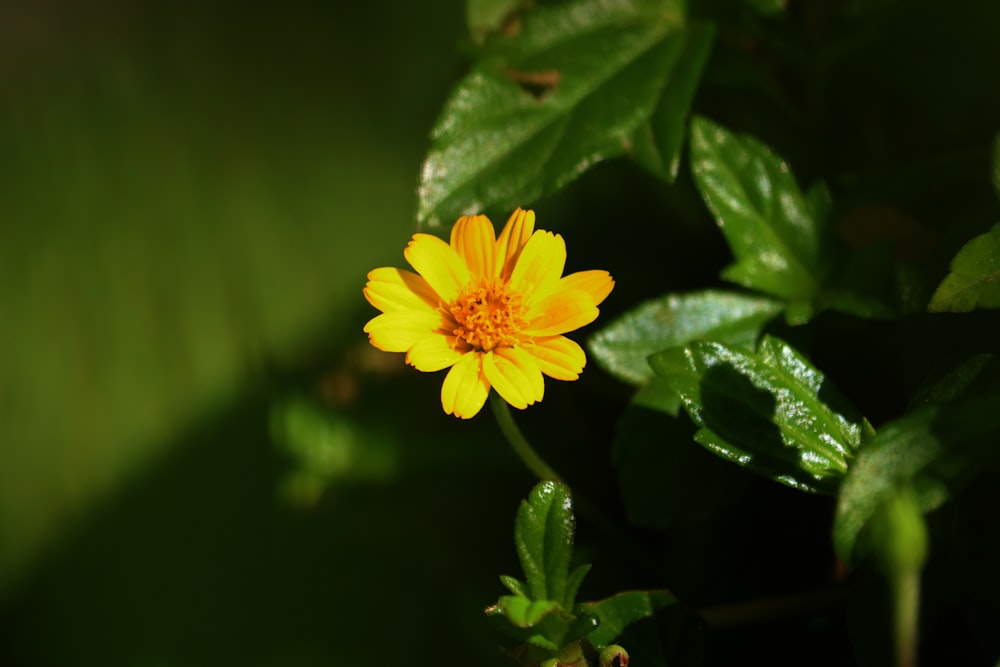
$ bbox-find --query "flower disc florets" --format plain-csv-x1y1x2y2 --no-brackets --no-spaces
450,278,527,352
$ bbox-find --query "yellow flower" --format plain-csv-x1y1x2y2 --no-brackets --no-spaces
363,208,614,419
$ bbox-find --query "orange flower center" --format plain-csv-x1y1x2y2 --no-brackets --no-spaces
450,279,526,352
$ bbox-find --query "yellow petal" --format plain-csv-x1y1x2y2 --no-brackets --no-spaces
364,311,449,353
530,336,586,380
522,290,598,337
482,347,544,410
502,346,545,402
406,334,465,372
364,267,440,313
441,352,491,419
404,233,471,303
495,208,535,279
450,215,496,278
509,231,566,303
558,270,614,307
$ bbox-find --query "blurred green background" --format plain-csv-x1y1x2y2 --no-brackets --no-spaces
0,1,567,664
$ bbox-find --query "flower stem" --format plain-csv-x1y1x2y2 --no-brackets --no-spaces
489,393,563,483
489,394,663,579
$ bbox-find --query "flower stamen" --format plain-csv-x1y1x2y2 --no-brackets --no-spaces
450,278,526,352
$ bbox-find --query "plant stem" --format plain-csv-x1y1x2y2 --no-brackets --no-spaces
894,570,920,667
488,393,663,578
489,393,563,483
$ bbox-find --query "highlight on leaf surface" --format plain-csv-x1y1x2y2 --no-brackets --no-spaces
588,289,783,385
651,335,866,494
417,0,714,227
489,482,680,661
689,115,831,309
363,209,613,418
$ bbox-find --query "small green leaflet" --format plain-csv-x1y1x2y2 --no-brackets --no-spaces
833,394,1000,564
580,590,679,649
928,222,1000,312
512,481,585,609
689,116,830,306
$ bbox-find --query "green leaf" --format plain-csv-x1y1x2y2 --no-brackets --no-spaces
493,482,595,654
651,335,864,494
833,394,1000,564
564,564,592,611
488,595,599,653
418,0,712,227
629,22,715,181
514,481,581,607
487,596,565,650
493,596,564,629
689,116,830,305
580,590,679,648
500,574,531,598
927,223,1000,312
588,289,784,385
632,375,684,417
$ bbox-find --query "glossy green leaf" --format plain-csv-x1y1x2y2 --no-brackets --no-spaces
689,116,829,304
651,335,864,494
514,481,582,607
833,394,1000,564
493,482,597,655
927,223,1000,312
418,0,711,227
629,21,715,181
631,375,684,417
580,590,678,648
588,290,784,385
